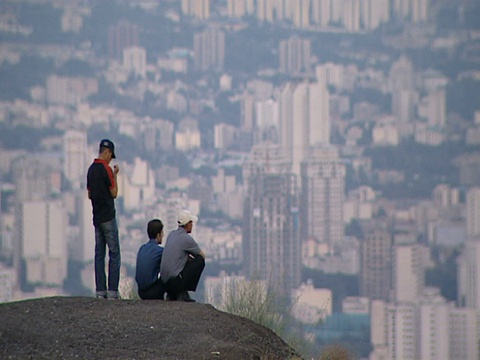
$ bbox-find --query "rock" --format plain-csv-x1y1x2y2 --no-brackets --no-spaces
0,297,300,360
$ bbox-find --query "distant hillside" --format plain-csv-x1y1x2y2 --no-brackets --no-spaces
0,297,299,360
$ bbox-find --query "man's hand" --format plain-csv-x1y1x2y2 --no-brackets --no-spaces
113,164,120,175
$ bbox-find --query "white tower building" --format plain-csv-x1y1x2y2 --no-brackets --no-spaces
181,0,210,20
279,81,330,176
20,200,68,287
300,146,345,251
123,46,147,78
63,130,87,190
392,244,425,302
466,187,480,238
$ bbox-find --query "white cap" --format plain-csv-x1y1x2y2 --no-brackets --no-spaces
177,210,198,226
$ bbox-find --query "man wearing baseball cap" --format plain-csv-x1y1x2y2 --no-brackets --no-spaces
87,139,121,299
160,210,205,302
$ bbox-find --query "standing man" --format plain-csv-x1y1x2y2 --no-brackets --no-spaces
135,219,166,300
87,139,121,300
160,210,205,302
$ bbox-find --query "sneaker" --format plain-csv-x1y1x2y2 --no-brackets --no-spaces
96,291,107,299
107,290,119,300
177,291,195,303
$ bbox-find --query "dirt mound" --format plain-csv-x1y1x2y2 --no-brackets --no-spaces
0,297,299,360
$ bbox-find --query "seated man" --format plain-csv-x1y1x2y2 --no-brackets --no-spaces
160,210,205,302
135,219,166,300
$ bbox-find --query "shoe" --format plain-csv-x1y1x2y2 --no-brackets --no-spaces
166,293,178,301
96,291,107,299
177,291,195,302
107,290,119,300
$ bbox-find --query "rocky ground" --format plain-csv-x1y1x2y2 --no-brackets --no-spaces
0,296,300,360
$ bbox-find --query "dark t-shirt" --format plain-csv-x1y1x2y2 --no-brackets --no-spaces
135,239,164,290
87,159,116,226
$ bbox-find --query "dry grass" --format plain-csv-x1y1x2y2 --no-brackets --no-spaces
317,344,354,360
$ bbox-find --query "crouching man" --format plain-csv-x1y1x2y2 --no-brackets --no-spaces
160,210,205,302
135,219,166,300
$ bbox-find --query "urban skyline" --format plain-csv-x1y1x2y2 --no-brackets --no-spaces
0,0,480,358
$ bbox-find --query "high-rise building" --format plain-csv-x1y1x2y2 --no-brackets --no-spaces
63,130,87,190
227,0,249,17
466,187,480,238
309,81,330,145
46,76,98,106
12,154,63,282
371,289,479,360
343,0,361,31
361,0,390,30
417,289,450,360
449,307,480,360
300,146,345,251
392,244,425,302
386,302,417,359
311,0,331,27
108,20,139,61
254,98,279,144
458,240,480,309
0,265,15,303
360,221,392,301
330,0,345,23
242,143,301,294
20,200,67,287
394,0,429,22
279,36,312,75
214,123,237,150
182,0,210,20
279,81,330,175
193,29,225,72
316,62,344,89
143,119,174,152
292,0,311,28
418,88,446,129
175,117,201,151
122,46,147,78
389,55,416,134
241,93,255,131
75,193,94,264
119,157,156,211
256,0,275,22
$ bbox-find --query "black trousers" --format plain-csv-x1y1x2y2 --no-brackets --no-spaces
138,279,166,300
165,255,205,298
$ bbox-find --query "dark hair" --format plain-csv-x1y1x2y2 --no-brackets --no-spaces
147,219,163,239
99,146,112,155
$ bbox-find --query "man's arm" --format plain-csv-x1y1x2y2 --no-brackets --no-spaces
185,235,205,259
110,164,119,198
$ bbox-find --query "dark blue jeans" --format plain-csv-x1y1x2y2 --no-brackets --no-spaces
94,218,121,298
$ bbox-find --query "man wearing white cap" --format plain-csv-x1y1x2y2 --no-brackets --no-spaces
160,210,205,302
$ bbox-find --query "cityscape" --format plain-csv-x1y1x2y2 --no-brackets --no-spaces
1,0,480,358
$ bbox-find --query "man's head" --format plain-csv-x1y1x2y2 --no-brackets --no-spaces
98,139,116,162
177,210,198,233
147,219,164,244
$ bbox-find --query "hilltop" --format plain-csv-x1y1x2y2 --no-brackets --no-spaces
0,297,299,360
